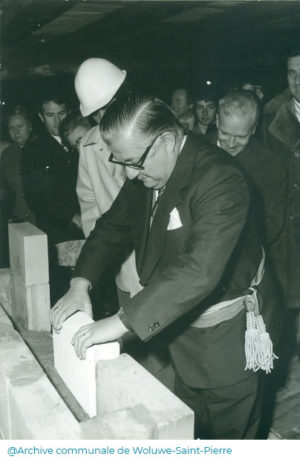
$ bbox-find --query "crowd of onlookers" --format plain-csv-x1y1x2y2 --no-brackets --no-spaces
0,47,299,362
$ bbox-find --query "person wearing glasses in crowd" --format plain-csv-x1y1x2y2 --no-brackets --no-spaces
51,93,281,439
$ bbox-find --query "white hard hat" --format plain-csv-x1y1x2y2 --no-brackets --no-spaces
74,58,127,117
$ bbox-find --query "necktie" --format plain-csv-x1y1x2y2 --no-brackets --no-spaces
151,187,165,218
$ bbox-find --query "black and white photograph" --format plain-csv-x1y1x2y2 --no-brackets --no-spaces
0,0,299,453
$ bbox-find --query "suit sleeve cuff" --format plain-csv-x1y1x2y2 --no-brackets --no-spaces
117,306,132,331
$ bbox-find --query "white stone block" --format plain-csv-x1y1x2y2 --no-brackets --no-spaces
53,311,120,418
0,306,81,439
0,268,12,317
97,353,194,439
11,274,51,332
81,404,155,439
9,375,82,439
9,222,49,285
0,352,13,438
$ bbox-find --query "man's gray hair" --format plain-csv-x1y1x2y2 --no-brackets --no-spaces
100,93,184,144
218,90,260,125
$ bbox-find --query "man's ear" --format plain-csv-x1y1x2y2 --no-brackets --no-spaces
161,131,176,153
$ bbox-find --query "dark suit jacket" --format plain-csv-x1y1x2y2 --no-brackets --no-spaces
21,129,82,244
208,131,287,248
0,143,36,224
264,96,300,308
74,135,282,388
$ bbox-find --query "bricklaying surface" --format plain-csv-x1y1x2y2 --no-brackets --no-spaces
0,306,82,439
81,404,155,439
1,271,193,440
0,268,12,317
97,353,194,439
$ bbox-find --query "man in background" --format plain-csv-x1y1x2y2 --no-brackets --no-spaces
171,87,192,118
22,93,82,302
264,46,300,357
209,90,287,291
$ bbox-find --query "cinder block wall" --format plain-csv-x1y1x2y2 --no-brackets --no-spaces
0,271,194,440
0,305,82,439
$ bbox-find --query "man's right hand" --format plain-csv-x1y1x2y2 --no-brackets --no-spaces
50,277,93,332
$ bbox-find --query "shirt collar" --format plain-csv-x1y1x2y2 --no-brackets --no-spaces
294,98,300,124
52,135,62,144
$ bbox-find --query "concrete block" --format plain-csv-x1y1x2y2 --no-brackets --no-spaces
97,353,194,439
54,311,120,418
81,404,155,439
8,222,49,285
0,294,13,327
11,274,51,332
0,367,12,439
9,375,82,439
0,268,12,317
0,306,82,439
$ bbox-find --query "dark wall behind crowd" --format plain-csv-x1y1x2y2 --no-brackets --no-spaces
0,0,299,139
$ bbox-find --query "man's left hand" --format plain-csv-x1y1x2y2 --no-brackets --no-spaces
71,314,129,359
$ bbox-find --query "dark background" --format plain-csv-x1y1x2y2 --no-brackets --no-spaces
0,0,299,137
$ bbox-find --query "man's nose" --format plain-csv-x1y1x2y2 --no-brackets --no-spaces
295,72,300,85
228,136,237,148
54,115,59,125
125,166,140,180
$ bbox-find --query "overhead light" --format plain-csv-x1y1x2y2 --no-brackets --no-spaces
206,80,212,86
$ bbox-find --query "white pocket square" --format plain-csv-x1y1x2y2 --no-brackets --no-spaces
167,207,183,230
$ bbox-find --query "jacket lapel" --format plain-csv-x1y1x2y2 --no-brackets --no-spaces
139,136,196,284
135,186,153,274
269,98,300,151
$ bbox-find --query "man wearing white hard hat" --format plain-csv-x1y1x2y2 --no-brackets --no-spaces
71,58,173,387
74,58,141,299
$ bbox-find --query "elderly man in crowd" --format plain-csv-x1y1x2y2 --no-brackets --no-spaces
171,87,192,118
51,94,281,439
0,105,36,267
209,90,287,285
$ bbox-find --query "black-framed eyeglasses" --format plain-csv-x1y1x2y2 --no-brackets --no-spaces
109,135,158,170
